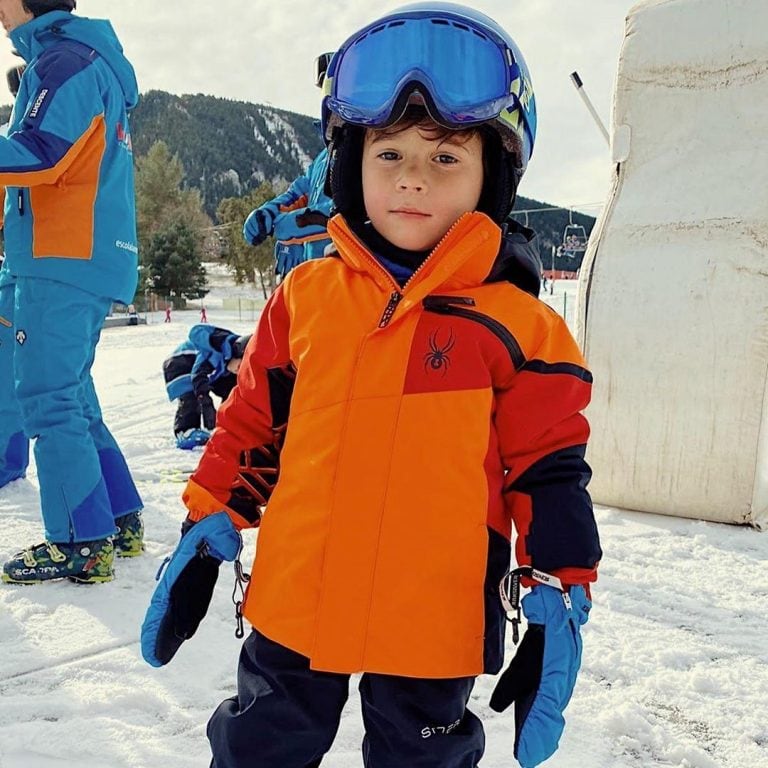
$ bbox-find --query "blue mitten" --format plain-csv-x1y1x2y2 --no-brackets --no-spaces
141,512,241,667
490,583,591,768
243,206,276,246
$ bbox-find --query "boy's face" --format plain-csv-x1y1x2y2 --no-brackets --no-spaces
0,0,33,33
361,122,484,252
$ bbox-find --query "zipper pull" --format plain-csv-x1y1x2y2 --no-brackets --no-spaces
18,190,24,216
378,291,402,328
423,295,476,312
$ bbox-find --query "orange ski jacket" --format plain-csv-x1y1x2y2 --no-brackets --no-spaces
184,211,601,678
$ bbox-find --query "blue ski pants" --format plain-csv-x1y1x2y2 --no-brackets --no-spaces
208,631,485,768
0,275,142,542
0,277,28,485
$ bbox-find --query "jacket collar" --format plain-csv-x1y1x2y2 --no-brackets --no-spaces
328,212,502,303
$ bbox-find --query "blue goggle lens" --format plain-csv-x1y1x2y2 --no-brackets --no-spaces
331,18,513,125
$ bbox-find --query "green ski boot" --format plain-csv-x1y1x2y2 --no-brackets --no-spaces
113,511,145,558
2,538,114,584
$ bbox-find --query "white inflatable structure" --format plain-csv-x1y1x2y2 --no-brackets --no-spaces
576,0,768,528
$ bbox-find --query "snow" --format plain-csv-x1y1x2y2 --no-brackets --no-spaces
259,107,314,168
1,278,766,768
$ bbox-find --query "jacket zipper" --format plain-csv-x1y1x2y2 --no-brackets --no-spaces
332,214,475,330
379,291,403,328
423,296,526,370
17,190,24,216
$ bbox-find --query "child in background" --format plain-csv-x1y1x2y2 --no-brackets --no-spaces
162,325,251,449
144,5,601,767
243,147,332,279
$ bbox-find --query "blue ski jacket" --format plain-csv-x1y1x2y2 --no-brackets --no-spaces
268,148,332,261
163,325,243,402
0,12,139,304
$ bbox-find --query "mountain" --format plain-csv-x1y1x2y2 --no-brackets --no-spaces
129,90,325,217
1,90,596,268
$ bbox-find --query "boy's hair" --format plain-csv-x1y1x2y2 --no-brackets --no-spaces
370,105,483,146
330,106,516,227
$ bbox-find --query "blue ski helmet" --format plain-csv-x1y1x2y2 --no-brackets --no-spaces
321,2,537,223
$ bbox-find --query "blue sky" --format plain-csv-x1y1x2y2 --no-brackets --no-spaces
2,0,635,213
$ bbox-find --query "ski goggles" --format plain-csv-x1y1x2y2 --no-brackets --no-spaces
324,13,532,132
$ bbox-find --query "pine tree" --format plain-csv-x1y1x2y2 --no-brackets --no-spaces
144,219,208,300
135,140,210,290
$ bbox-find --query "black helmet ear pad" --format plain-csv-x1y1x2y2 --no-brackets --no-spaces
325,124,367,222
477,127,519,224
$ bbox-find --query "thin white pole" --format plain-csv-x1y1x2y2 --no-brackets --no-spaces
570,71,610,146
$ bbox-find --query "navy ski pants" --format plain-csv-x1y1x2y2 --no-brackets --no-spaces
208,630,485,768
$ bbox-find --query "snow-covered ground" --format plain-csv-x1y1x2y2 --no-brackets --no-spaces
1,277,766,768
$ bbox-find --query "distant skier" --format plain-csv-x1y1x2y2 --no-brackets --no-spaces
200,305,208,323
162,325,251,449
164,305,172,323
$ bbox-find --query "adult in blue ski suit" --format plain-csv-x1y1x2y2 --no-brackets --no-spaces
243,147,332,278
162,325,251,446
0,0,143,584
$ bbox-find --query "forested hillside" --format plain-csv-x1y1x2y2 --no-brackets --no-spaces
130,91,325,217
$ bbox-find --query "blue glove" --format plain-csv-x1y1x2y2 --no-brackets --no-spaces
490,584,591,768
273,207,329,242
243,206,276,246
274,241,307,279
272,208,330,278
141,512,241,667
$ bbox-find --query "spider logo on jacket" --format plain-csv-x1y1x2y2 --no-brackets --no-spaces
424,328,456,376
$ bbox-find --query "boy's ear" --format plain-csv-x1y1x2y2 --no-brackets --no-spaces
326,125,367,222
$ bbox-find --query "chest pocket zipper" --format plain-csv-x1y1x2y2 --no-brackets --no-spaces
422,295,526,371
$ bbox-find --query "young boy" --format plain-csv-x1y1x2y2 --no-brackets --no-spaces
143,5,601,767
162,324,251,449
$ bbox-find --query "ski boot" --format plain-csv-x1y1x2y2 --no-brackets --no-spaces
2,538,114,584
114,510,145,558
